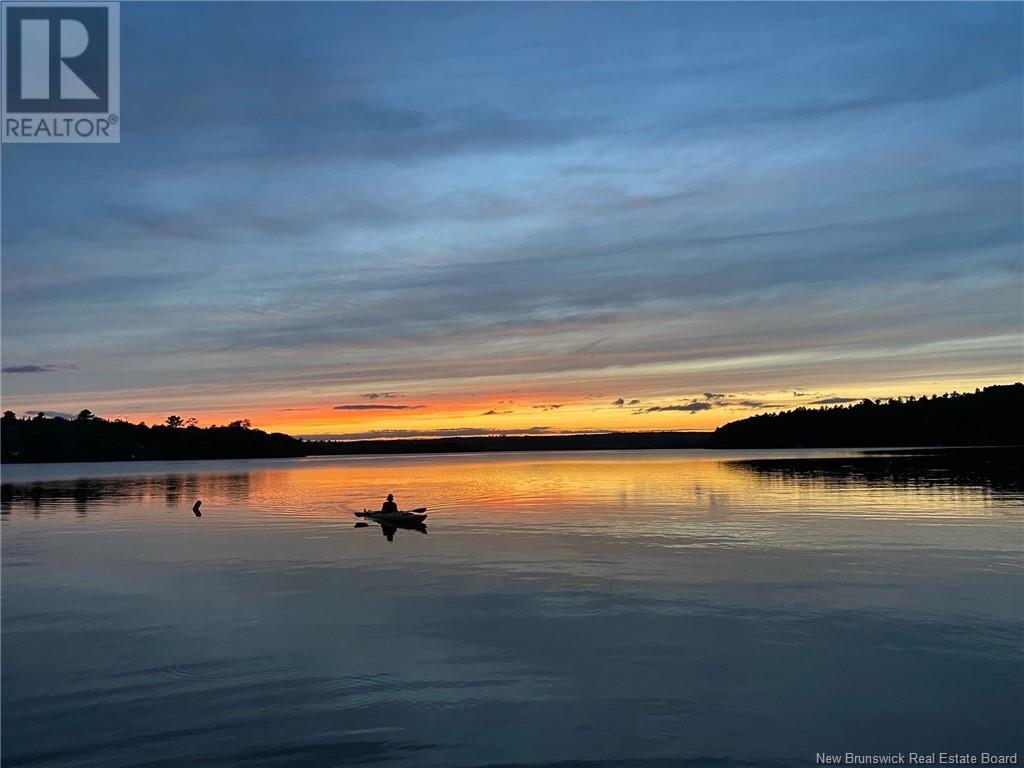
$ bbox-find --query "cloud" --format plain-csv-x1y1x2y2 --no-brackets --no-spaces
638,395,774,413
533,404,563,411
642,402,714,413
21,410,75,419
612,398,625,407
628,399,640,405
810,396,861,404
576,337,607,355
361,392,403,400
2,364,77,374
481,409,513,415
333,404,426,411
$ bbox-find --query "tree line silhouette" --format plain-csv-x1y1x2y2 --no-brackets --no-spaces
1,411,305,463
2,383,1019,462
708,383,1022,448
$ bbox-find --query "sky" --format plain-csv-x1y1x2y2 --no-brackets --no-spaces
2,2,1022,439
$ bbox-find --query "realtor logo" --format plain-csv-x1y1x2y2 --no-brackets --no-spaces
3,2,119,142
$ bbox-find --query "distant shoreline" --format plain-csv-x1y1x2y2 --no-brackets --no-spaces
0,430,712,464
303,430,710,457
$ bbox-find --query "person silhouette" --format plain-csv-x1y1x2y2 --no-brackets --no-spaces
381,494,399,514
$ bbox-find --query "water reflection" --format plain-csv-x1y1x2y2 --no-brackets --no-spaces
386,519,427,541
728,447,1023,494
1,449,1020,525
1,449,1021,767
1,472,253,516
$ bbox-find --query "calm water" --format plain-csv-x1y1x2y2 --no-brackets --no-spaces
2,449,1022,767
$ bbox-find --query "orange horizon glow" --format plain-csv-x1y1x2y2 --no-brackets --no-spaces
4,375,1015,440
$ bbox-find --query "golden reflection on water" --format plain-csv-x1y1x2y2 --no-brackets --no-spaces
3,452,1017,535
8,450,1011,520
239,452,1013,521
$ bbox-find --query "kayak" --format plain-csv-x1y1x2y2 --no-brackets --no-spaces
355,509,428,524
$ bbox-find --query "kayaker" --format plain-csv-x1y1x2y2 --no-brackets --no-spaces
381,494,399,514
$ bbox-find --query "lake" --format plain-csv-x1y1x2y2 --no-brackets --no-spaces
2,449,1021,767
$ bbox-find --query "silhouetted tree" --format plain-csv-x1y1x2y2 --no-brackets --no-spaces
2,413,305,463
77,409,95,421
709,383,1022,448
165,415,184,429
